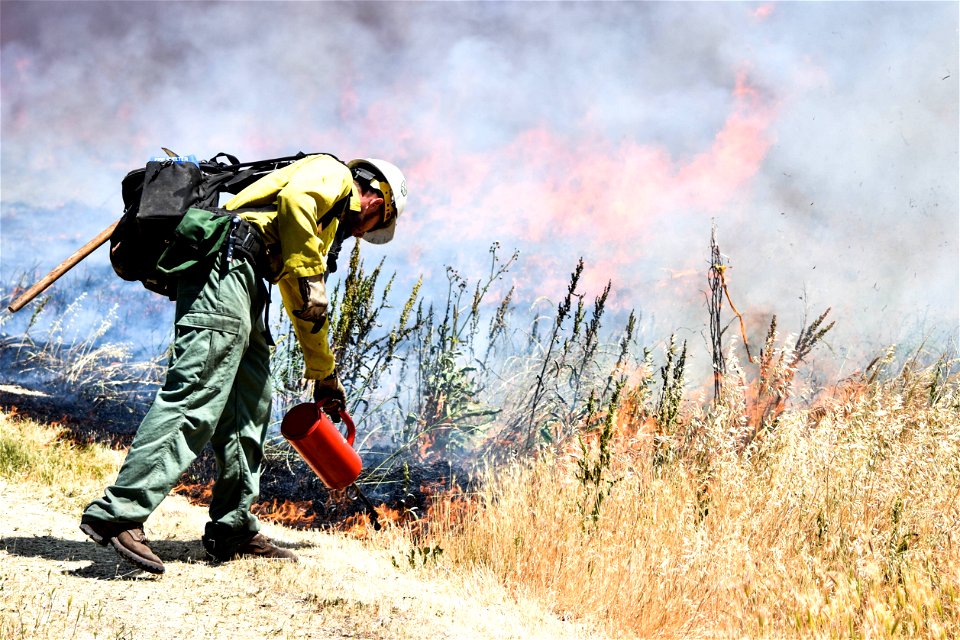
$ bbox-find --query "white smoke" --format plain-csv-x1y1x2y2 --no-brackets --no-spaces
2,1,957,372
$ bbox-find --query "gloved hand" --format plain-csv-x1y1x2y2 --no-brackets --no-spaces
293,275,328,332
313,372,346,423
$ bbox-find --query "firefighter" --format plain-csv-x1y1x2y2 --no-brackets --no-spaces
79,154,407,574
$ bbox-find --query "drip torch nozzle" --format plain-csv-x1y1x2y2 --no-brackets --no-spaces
351,483,382,531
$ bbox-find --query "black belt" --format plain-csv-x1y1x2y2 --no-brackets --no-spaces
224,216,265,269
212,210,274,346
208,209,266,274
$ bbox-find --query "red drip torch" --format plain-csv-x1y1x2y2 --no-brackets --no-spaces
280,403,381,530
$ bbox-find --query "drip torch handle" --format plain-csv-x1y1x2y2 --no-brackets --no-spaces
339,408,356,446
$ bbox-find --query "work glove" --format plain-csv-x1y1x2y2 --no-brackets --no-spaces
313,372,346,423
293,275,328,333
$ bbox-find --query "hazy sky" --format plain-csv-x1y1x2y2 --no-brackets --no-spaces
2,1,957,365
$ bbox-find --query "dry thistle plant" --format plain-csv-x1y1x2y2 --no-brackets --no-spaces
708,224,753,403
740,309,835,451
652,334,688,470
327,241,424,407
402,245,517,460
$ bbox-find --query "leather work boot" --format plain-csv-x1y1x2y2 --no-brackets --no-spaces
79,517,165,575
202,530,298,563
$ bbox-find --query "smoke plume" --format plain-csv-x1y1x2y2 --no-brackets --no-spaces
2,2,957,370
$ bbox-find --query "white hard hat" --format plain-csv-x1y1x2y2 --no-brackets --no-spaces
347,158,407,244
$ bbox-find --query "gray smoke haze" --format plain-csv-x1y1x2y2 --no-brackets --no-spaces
2,1,957,374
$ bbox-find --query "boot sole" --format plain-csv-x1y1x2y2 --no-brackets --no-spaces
80,523,165,574
109,539,166,575
79,522,108,546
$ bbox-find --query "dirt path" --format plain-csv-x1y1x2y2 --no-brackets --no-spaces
0,478,602,639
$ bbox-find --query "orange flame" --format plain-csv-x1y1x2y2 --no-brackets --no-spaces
386,70,780,304
172,479,213,507
252,498,318,529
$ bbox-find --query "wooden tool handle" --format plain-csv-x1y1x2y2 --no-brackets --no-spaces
7,219,119,313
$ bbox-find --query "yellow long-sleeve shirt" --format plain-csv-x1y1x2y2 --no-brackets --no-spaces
223,154,360,379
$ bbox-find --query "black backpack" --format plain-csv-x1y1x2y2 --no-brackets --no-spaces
110,151,322,299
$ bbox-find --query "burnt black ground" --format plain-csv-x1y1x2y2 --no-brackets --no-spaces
0,372,472,529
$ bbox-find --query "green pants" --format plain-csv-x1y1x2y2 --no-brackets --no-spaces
84,253,272,536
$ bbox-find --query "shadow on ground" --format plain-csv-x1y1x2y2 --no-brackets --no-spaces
1,533,319,581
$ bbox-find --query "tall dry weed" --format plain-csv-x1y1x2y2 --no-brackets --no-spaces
415,362,960,638
0,293,164,409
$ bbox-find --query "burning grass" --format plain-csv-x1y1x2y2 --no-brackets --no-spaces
172,475,421,535
2,347,958,638
403,361,960,638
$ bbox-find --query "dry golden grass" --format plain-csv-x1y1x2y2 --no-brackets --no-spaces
0,406,124,512
414,365,960,638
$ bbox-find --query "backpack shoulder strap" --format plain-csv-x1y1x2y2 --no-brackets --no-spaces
202,151,335,197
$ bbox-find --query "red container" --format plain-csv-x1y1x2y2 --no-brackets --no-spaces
280,404,362,490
